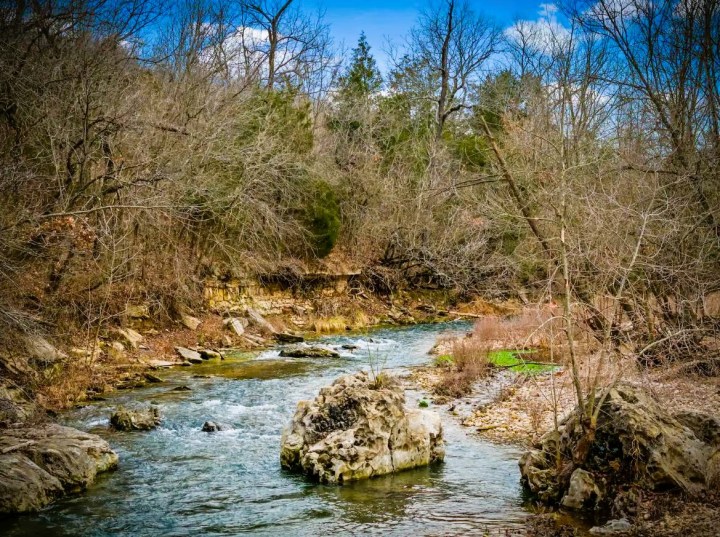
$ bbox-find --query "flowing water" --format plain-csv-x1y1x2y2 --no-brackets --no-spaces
4,322,530,536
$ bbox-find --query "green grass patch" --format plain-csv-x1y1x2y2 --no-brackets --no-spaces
434,354,454,367
488,350,559,375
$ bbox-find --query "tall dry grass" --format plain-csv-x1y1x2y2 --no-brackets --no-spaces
433,338,490,398
472,306,564,350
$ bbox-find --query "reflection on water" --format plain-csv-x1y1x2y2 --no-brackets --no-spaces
4,322,529,536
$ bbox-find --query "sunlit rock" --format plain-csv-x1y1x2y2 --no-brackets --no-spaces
280,371,445,484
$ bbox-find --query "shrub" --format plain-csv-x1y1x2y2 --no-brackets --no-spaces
302,179,341,258
433,339,490,398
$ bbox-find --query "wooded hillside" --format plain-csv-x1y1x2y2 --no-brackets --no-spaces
1,0,718,364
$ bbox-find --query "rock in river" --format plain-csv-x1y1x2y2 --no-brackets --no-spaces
0,424,118,514
279,345,340,358
280,371,445,484
519,383,720,510
201,421,224,432
110,406,161,431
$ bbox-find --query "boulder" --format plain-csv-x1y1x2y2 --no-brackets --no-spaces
180,314,202,331
110,406,161,431
280,371,445,484
225,317,246,337
175,347,202,363
199,349,221,360
115,328,143,349
519,384,720,509
25,335,67,366
245,307,277,335
279,345,340,358
0,424,118,514
561,468,602,510
274,332,304,344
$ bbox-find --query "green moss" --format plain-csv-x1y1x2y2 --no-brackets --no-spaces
487,350,558,375
434,354,454,367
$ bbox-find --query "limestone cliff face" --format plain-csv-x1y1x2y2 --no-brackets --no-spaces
280,371,445,484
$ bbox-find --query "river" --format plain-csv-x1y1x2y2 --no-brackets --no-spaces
4,322,529,536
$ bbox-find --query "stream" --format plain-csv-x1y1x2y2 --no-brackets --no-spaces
5,322,530,536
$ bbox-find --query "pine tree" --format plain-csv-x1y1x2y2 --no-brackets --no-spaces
339,32,382,100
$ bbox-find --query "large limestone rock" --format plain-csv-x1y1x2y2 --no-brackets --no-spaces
519,384,720,510
0,424,118,513
280,371,445,484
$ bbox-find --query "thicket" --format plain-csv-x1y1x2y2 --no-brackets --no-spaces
0,0,718,373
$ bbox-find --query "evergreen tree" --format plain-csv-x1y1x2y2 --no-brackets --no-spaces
339,32,382,100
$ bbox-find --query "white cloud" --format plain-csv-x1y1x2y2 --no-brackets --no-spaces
505,3,571,54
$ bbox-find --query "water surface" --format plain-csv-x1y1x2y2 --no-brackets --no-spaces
5,322,528,536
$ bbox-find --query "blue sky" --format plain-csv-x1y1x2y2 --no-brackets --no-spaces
316,0,548,70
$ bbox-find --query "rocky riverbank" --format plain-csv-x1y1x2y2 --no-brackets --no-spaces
0,424,118,514
409,325,720,536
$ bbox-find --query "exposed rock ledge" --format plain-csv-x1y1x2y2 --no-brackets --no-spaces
280,371,445,484
0,424,118,514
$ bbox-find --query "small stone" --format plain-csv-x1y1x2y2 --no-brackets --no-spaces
115,328,143,349
225,318,245,337
125,304,150,319
561,469,601,510
590,518,632,535
245,307,277,335
170,385,191,392
201,421,223,432
144,373,163,383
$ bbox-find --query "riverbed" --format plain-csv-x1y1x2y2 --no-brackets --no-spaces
4,322,529,536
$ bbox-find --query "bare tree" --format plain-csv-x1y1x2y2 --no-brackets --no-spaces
403,0,501,141
238,0,330,91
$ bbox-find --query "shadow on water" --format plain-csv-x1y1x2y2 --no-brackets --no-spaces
4,321,531,537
